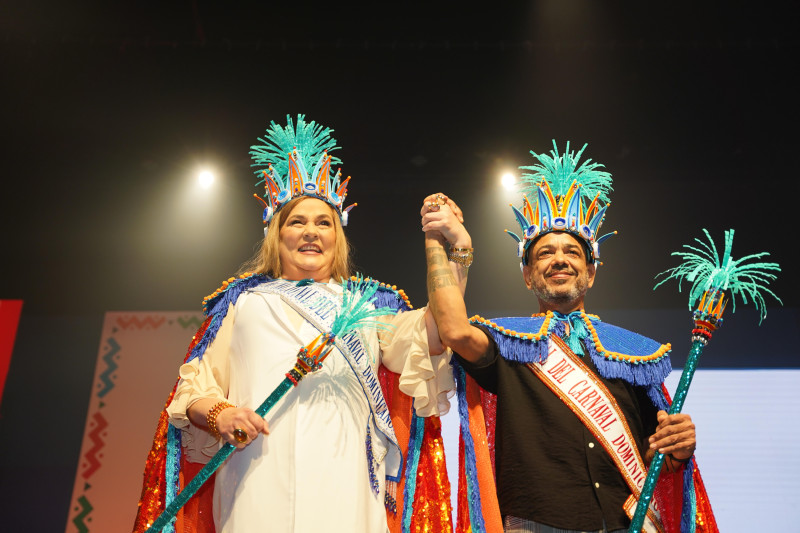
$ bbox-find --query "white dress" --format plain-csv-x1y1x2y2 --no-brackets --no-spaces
167,280,453,533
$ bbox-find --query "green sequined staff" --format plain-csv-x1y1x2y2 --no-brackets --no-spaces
628,229,780,532
145,277,396,533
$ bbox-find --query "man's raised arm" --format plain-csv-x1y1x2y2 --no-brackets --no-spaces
421,194,491,364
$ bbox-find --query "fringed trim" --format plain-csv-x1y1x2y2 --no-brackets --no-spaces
385,479,398,514
647,384,670,411
469,314,552,364
201,272,270,315
587,341,673,387
454,362,487,533
365,424,379,495
401,411,425,532
681,458,698,533
348,276,413,311
187,314,219,363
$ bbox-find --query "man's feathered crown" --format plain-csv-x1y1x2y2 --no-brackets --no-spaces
250,114,356,227
506,140,615,265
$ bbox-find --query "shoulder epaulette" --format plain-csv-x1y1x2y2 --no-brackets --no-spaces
583,315,672,388
347,276,413,312
469,314,552,363
202,272,271,316
588,320,671,363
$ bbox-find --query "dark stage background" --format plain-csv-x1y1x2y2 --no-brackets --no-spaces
1,2,798,531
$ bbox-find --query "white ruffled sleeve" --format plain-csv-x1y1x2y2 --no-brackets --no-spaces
378,307,454,417
166,303,235,463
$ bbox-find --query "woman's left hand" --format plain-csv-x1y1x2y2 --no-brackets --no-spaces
216,406,270,449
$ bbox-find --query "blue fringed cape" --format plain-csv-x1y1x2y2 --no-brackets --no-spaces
454,312,718,533
133,274,453,533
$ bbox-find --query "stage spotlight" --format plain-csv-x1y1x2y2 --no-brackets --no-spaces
501,172,516,190
198,170,214,189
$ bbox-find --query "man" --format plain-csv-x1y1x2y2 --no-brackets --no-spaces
421,141,716,533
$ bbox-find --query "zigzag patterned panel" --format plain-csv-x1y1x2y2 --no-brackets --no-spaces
64,311,203,533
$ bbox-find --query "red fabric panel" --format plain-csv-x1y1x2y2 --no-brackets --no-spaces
178,460,216,533
0,299,23,406
382,367,412,533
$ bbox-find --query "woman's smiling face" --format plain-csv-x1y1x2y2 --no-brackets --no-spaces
278,197,337,282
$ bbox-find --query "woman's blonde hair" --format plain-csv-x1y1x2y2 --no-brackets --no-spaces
238,196,352,281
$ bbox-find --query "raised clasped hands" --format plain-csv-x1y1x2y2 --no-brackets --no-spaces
420,192,471,247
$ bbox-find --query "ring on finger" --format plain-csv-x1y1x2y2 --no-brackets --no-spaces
233,428,249,443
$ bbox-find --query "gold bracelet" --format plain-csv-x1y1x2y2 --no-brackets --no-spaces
206,400,236,440
447,250,474,268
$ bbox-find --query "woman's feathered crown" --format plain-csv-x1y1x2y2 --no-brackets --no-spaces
506,140,616,265
250,114,356,227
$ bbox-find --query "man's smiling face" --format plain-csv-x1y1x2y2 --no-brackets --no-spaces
523,231,596,313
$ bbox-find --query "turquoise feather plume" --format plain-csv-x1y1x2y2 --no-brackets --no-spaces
331,276,397,339
520,140,613,204
250,114,342,188
654,229,781,323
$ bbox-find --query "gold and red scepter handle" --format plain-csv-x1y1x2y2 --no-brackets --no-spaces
285,333,335,387
671,289,726,416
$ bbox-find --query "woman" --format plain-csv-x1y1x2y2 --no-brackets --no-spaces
134,116,471,533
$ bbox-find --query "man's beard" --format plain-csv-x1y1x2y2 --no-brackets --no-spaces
530,270,590,306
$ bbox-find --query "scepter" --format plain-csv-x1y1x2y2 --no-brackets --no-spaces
628,229,780,532
145,277,396,533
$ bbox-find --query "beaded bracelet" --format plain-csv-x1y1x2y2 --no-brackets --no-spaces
665,452,694,473
668,452,693,464
206,400,236,440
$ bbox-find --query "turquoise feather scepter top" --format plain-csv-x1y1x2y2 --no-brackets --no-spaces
628,229,780,533
145,277,396,533
654,228,781,324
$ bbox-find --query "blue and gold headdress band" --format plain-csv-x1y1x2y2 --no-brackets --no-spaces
250,114,357,229
506,140,616,265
